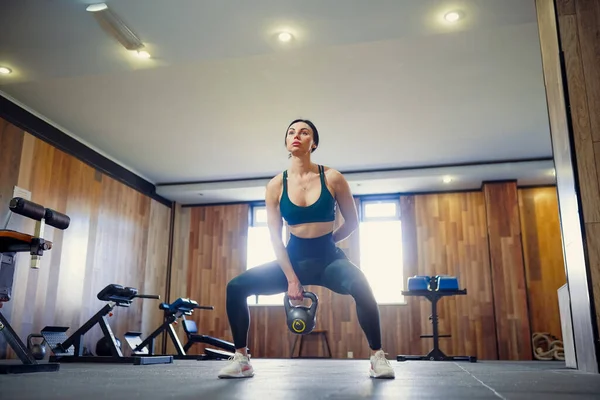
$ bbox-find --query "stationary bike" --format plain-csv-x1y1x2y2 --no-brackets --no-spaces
0,197,70,374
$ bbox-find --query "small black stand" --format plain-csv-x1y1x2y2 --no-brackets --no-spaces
397,288,477,363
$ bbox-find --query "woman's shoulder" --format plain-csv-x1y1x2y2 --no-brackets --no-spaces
320,165,344,183
265,172,284,196
268,172,284,185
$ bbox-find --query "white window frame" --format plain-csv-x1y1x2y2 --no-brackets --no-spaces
358,197,405,305
246,203,286,306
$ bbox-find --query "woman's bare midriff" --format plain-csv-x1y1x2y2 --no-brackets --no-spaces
287,221,335,239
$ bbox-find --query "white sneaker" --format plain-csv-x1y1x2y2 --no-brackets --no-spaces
369,350,395,379
217,352,254,379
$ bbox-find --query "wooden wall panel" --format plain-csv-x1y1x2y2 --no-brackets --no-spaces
483,182,532,360
170,186,566,360
564,0,600,344
557,0,576,15
518,187,567,339
0,116,172,358
536,0,599,372
167,204,249,356
557,7,600,225
173,191,517,360
411,192,498,360
0,117,24,226
141,199,172,337
541,0,600,371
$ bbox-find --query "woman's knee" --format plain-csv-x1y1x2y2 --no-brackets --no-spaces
226,274,250,299
226,262,286,299
348,272,376,302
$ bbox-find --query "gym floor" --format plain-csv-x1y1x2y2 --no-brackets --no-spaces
1,359,600,399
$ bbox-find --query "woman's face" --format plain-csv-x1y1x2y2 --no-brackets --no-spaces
286,122,316,155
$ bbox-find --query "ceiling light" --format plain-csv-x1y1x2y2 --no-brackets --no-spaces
136,50,151,59
90,5,145,51
444,11,462,22
442,176,453,183
86,3,108,12
278,32,292,42
0,67,12,75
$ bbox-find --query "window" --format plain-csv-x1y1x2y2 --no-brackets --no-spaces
359,199,404,304
245,200,404,305
246,204,287,306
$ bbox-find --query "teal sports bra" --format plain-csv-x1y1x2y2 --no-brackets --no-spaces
280,165,336,226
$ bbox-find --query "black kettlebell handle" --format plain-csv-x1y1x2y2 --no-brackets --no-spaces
284,291,317,304
283,291,318,315
27,333,45,346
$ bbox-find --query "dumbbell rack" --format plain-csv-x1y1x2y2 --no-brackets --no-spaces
397,288,477,363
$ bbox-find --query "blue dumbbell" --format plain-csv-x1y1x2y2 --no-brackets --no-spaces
407,275,431,291
436,275,459,291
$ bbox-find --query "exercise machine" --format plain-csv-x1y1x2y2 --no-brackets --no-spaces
180,312,243,360
124,297,244,360
0,196,69,374
40,283,173,365
397,275,477,363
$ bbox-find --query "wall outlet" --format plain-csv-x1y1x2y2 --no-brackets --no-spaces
13,186,31,201
347,351,353,359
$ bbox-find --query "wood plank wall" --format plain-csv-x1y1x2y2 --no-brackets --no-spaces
519,187,567,339
410,192,498,360
167,203,249,356
483,182,532,360
0,116,172,358
169,183,566,360
555,0,600,343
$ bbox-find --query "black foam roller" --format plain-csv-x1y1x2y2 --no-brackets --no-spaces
8,197,46,221
44,209,70,230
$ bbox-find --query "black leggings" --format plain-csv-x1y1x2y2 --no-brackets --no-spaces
225,232,382,350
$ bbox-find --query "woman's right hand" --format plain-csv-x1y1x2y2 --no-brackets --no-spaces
287,280,304,302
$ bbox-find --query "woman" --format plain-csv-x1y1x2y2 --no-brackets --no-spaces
217,119,395,379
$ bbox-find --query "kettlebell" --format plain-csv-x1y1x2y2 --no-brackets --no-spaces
283,291,318,335
27,334,46,360
95,336,122,356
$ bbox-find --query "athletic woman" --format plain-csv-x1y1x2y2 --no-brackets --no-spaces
217,119,395,379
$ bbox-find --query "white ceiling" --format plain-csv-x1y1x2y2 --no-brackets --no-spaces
0,0,555,204
158,159,556,205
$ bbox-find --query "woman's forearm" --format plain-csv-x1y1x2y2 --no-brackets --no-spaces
272,239,299,283
332,221,358,243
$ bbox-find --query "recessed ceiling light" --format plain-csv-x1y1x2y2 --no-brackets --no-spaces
0,67,12,75
86,3,108,12
442,176,453,183
444,11,462,22
136,50,151,59
278,32,293,42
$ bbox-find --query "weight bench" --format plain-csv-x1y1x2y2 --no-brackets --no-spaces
41,284,173,365
181,314,244,360
397,275,477,363
124,297,244,360
0,197,69,374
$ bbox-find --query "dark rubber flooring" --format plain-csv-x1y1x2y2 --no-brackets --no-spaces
1,359,599,399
